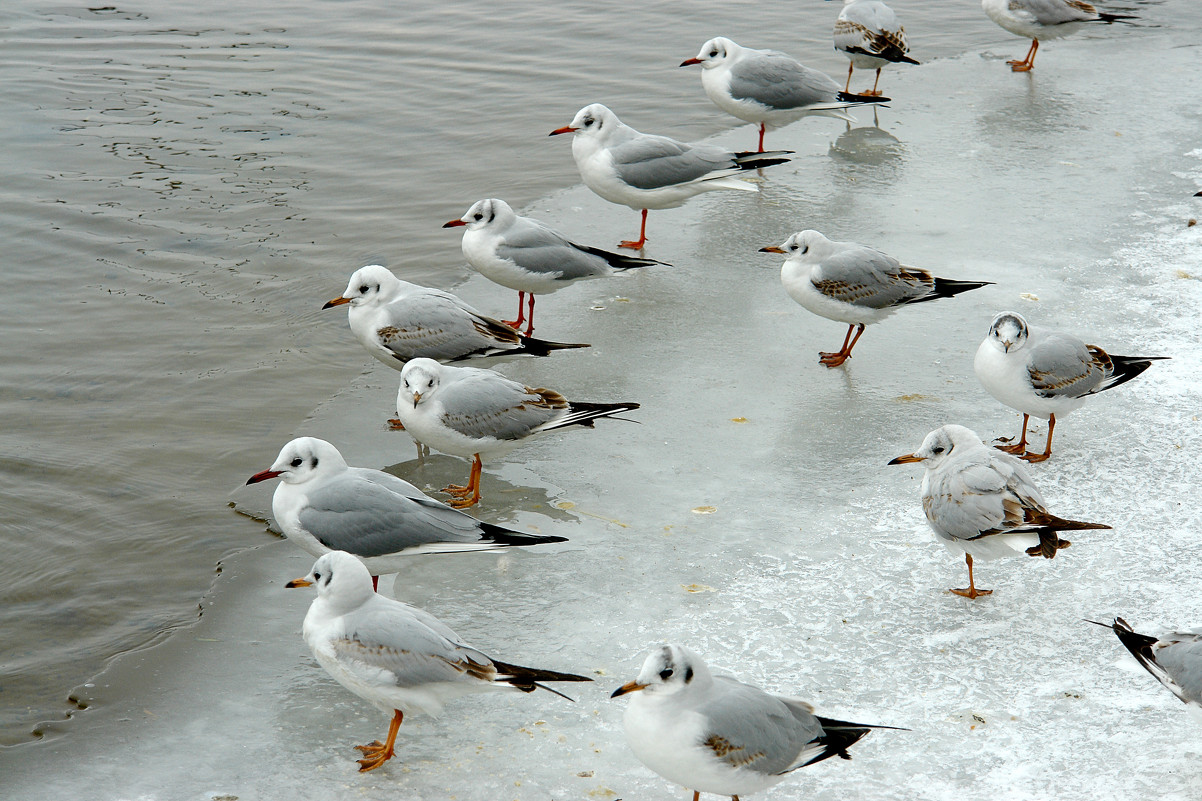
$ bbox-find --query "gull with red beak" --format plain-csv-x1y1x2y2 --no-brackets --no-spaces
974,311,1167,462
394,358,640,508
442,199,666,335
612,644,899,800
889,424,1110,599
549,103,791,250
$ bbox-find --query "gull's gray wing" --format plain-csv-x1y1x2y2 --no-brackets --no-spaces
694,676,822,776
729,51,840,110
298,470,493,556
1016,0,1099,26
1026,332,1105,398
811,246,931,309
377,292,510,363
609,133,737,190
495,217,610,281
1155,634,1202,706
437,371,567,441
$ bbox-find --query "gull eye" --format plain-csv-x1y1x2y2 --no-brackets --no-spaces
359,284,369,294
659,668,674,681
473,213,483,221
313,571,322,581
584,117,594,126
710,49,719,57
932,446,945,455
427,379,434,388
290,457,302,467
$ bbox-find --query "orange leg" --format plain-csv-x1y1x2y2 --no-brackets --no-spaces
995,413,1030,455
756,123,766,153
443,454,483,508
1008,38,1039,72
950,554,993,599
844,62,854,93
819,323,865,367
502,291,527,330
859,68,884,97
355,709,404,772
1020,414,1055,463
620,209,649,250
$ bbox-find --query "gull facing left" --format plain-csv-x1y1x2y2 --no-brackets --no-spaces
286,551,591,771
1094,617,1202,723
549,103,791,250
889,424,1110,599
394,358,640,508
612,644,899,800
761,230,990,367
680,37,889,153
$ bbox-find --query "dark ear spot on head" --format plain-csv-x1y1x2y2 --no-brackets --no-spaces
311,458,319,469
685,666,694,683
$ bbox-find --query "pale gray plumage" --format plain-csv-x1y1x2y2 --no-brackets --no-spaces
728,51,844,110
609,135,746,191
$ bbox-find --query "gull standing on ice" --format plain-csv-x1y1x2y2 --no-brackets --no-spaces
323,264,588,367
245,438,565,587
394,358,639,508
1093,617,1202,723
981,0,1134,72
611,644,899,800
974,311,1167,462
549,103,791,250
286,551,591,771
442,199,666,336
833,0,919,96
680,37,889,153
761,230,990,367
889,424,1110,599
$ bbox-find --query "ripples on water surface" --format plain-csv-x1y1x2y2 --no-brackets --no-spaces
3,0,995,744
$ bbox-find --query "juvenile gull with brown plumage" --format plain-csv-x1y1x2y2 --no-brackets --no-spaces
834,0,919,96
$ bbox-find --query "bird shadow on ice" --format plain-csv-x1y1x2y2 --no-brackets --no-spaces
827,114,907,170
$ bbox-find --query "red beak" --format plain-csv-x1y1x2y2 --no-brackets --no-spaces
246,469,283,485
679,57,702,67
442,219,467,228
548,125,578,136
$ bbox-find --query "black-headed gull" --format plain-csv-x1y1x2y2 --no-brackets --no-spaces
834,0,919,96
442,199,666,335
974,311,1167,462
981,0,1134,72
324,264,588,365
394,358,639,508
245,438,565,587
549,103,791,250
285,551,591,772
761,230,990,368
889,424,1110,599
680,37,889,152
611,644,900,800
1093,618,1202,724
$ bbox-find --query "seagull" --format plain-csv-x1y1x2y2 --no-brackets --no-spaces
245,437,566,588
549,103,791,250
981,0,1135,72
285,551,591,772
834,0,919,96
442,199,667,336
322,264,588,366
611,644,899,800
393,358,640,508
974,311,1167,462
1092,617,1202,723
680,37,889,153
889,424,1110,599
760,230,991,368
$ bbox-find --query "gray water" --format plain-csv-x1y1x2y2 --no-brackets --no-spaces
5,1,1202,799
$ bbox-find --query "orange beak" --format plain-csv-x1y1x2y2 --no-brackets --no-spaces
887,453,923,465
322,296,351,309
285,577,313,588
759,246,785,254
610,680,647,698
548,125,577,136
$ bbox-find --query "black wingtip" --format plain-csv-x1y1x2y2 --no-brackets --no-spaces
479,523,568,548
837,91,891,104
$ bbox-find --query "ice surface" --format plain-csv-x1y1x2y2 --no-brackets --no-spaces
6,17,1202,801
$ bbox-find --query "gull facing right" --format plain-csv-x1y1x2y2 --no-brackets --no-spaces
981,0,1135,72
974,311,1167,462
761,230,990,367
889,424,1110,599
833,0,919,96
549,103,791,250
612,644,899,800
394,358,639,508
286,551,590,772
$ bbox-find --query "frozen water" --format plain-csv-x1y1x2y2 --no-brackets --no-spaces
6,7,1202,801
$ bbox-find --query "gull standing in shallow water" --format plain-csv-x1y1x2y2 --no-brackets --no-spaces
833,0,919,96
974,311,1167,462
981,0,1135,72
889,424,1110,599
443,199,666,335
394,357,639,508
1092,618,1202,723
611,644,900,800
549,103,791,250
245,438,565,589
323,264,588,367
680,37,889,153
761,230,991,367
286,551,591,772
